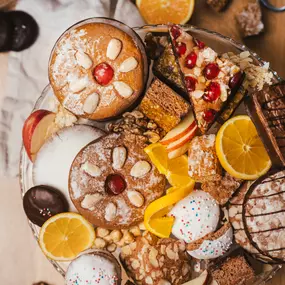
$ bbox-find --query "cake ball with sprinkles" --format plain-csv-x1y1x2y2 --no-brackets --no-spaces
169,190,220,243
65,250,122,285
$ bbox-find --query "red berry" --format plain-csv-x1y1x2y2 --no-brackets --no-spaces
185,76,197,92
203,109,216,123
105,174,126,195
203,82,221,102
185,52,197,69
203,63,220,80
170,25,181,40
94,62,114,86
175,42,186,57
194,39,205,49
229,71,243,89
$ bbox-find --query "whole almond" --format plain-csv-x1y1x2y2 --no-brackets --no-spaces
75,51,93,69
127,191,145,208
69,76,88,93
119,57,138,72
113,81,133,98
81,193,103,210
107,38,122,60
83,93,99,114
130,160,151,178
81,161,101,177
105,203,117,221
112,146,127,170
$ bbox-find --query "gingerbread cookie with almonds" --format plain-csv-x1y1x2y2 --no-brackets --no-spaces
69,133,166,229
49,19,148,121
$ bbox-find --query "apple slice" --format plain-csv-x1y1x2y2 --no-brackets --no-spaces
161,112,196,145
22,109,56,161
166,124,197,152
183,270,209,285
168,142,190,159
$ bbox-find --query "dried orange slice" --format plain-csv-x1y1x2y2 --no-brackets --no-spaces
136,0,195,25
216,115,271,180
39,213,95,261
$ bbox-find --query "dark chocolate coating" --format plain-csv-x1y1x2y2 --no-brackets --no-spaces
7,11,39,51
0,12,13,52
23,185,68,227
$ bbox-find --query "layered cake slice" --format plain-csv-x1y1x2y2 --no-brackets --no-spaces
246,82,285,167
169,25,244,133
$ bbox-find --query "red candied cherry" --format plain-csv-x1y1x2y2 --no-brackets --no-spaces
175,42,187,57
203,63,220,80
170,25,181,40
105,174,126,195
94,62,114,86
185,76,197,92
194,38,205,50
203,82,221,102
229,71,243,89
185,52,197,69
203,109,216,123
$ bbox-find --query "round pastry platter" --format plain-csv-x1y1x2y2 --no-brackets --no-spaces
19,20,283,284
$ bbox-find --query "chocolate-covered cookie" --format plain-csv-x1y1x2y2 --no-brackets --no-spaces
0,12,13,52
8,11,39,51
23,185,68,227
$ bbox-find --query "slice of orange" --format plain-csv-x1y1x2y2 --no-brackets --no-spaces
144,183,194,238
216,115,271,180
136,0,195,25
39,213,95,261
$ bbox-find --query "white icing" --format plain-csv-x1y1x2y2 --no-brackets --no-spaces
188,227,233,260
169,190,220,243
65,253,120,285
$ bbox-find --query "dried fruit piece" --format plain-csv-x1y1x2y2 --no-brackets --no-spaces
203,109,216,122
194,38,205,49
229,71,243,89
175,42,187,57
204,82,221,102
94,62,114,86
170,25,181,40
185,76,197,92
185,51,197,69
105,174,126,195
203,63,220,80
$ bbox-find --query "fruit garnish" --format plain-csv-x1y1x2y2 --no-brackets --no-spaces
39,213,95,261
194,38,205,49
203,63,220,80
203,82,221,102
203,109,216,122
185,76,197,92
216,115,271,180
185,51,197,69
136,0,195,25
170,25,181,40
175,42,187,57
229,71,243,89
94,62,114,86
144,183,194,238
105,174,126,195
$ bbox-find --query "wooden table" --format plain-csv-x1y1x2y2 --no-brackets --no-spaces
1,1,285,284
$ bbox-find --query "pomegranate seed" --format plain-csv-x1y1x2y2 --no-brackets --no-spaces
175,42,187,57
170,25,181,40
185,76,197,92
229,71,243,89
203,109,216,123
185,52,197,69
94,62,114,86
203,82,221,102
194,38,205,49
203,63,220,80
105,174,126,195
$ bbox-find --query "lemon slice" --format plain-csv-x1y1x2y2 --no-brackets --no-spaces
216,115,271,180
137,0,195,25
39,213,95,261
144,183,194,238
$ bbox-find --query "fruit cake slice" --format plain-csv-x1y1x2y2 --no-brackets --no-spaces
169,25,244,133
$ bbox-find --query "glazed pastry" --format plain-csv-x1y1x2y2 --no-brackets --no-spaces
169,25,244,133
49,20,148,121
120,232,191,285
188,134,222,183
201,172,242,205
23,185,68,227
246,82,285,167
69,133,166,229
187,223,233,260
169,190,220,243
139,78,190,132
243,169,285,263
65,250,122,285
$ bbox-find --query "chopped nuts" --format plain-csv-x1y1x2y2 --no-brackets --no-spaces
121,245,132,256
131,259,141,270
130,161,151,178
145,276,153,285
149,247,159,267
81,161,101,177
83,93,99,114
123,232,135,244
139,222,146,230
166,245,176,260
75,51,93,69
110,230,123,243
119,57,138,72
129,226,141,237
127,190,145,208
112,146,127,170
143,131,160,143
107,38,122,60
107,243,117,253
93,238,106,249
158,280,171,285
96,227,110,238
